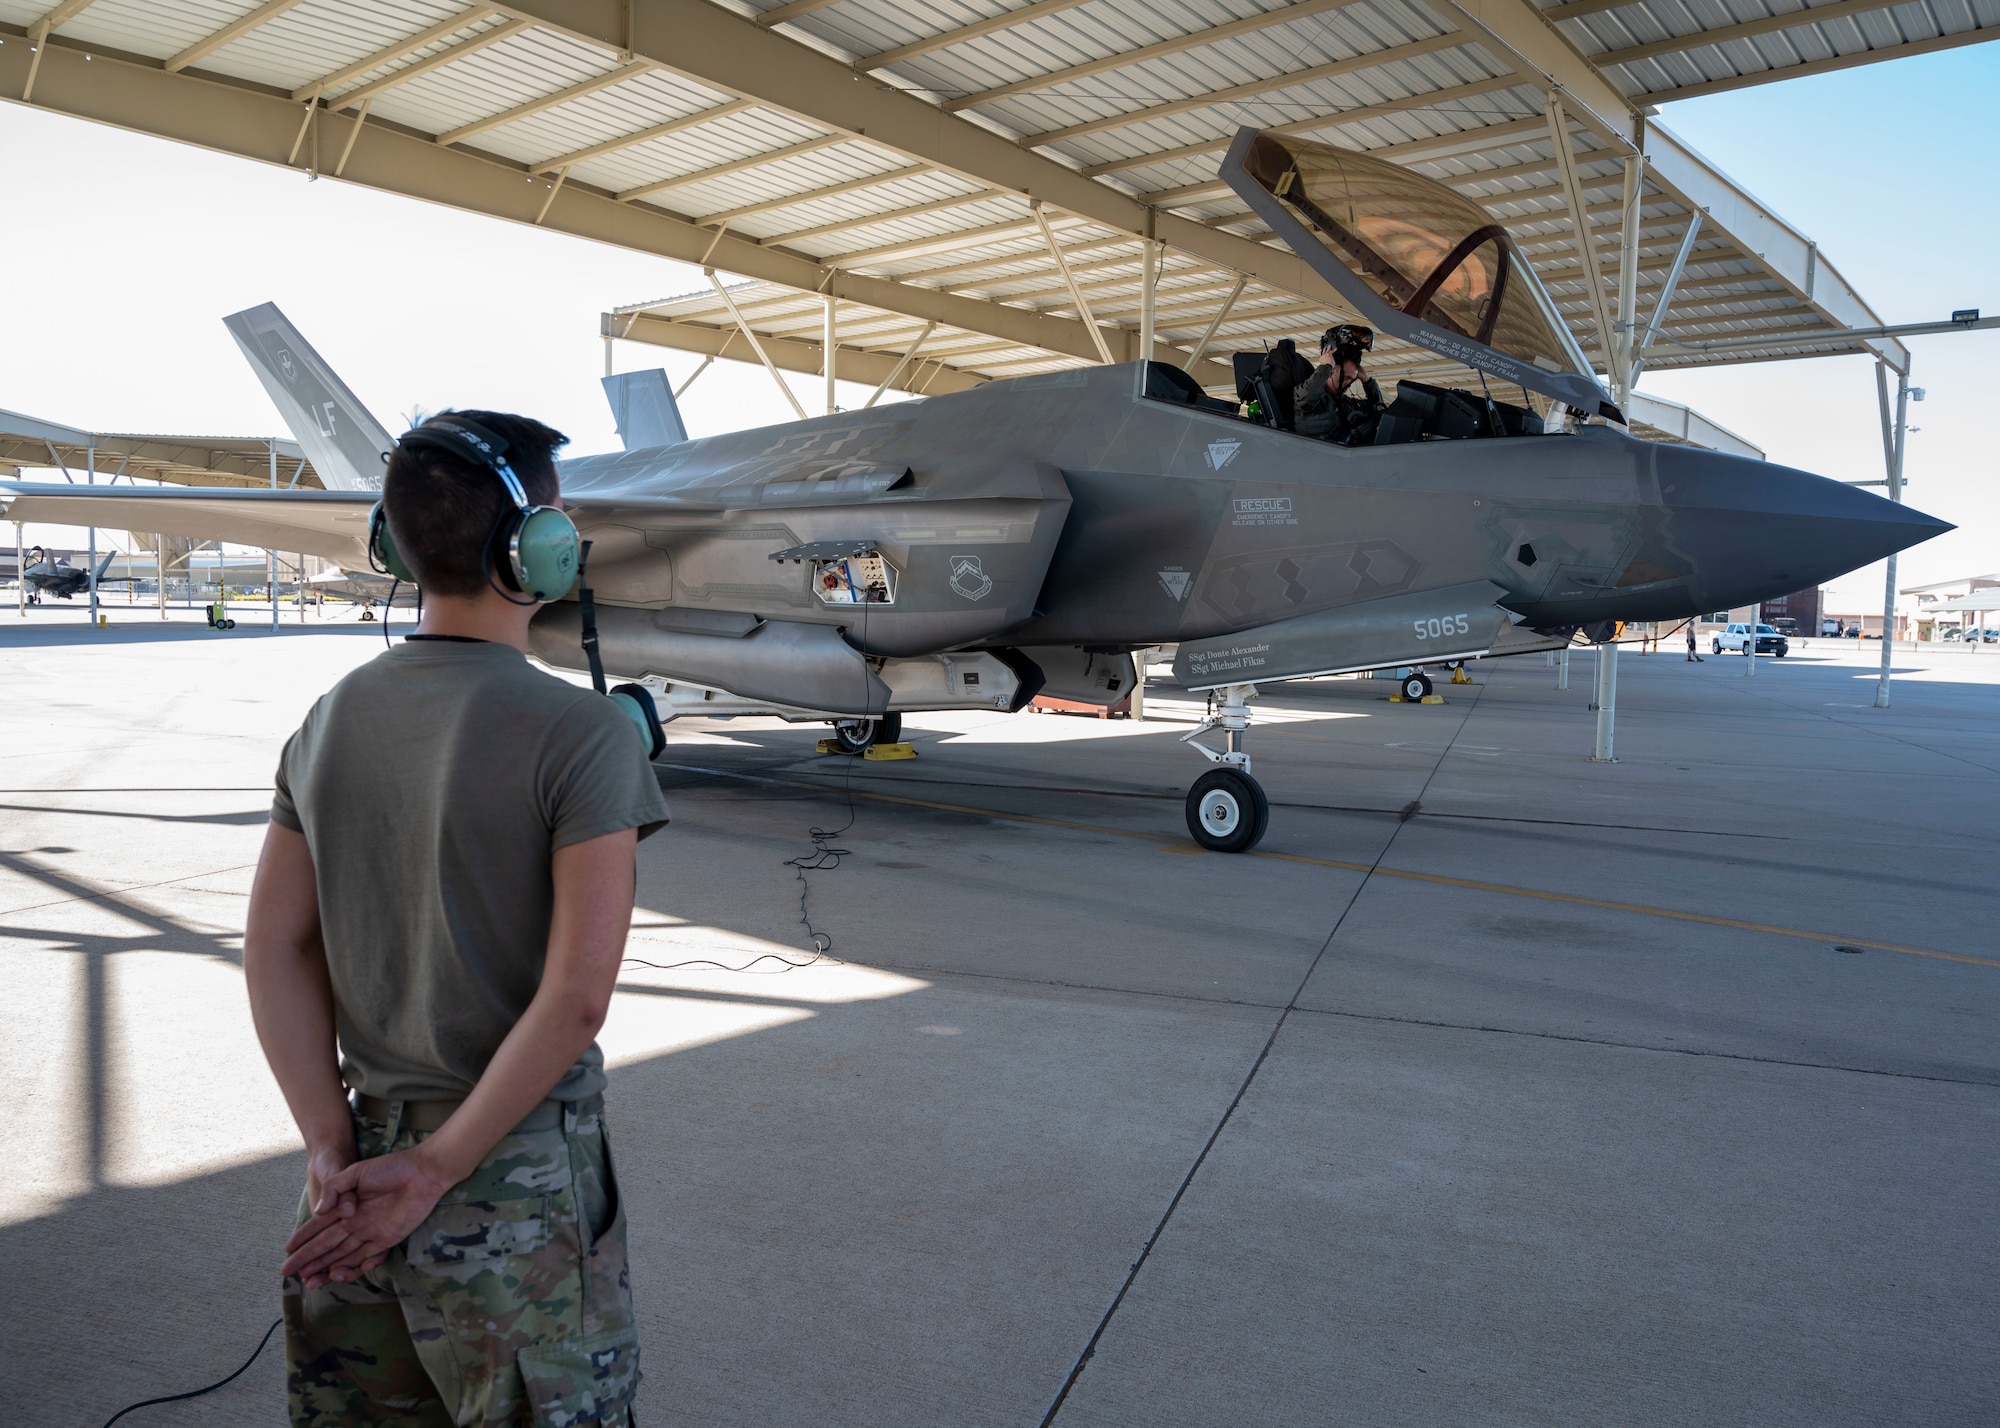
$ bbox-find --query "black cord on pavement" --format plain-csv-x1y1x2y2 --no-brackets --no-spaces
102,1317,281,1426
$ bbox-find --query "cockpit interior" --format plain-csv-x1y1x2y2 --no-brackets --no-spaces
1139,128,1618,446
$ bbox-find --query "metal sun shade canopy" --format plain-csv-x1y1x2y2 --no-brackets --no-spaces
0,408,320,489
3,0,1985,412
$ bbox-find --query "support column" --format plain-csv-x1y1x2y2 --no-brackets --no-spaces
268,442,280,632
86,441,98,628
823,294,838,415
1745,601,1757,677
1128,648,1148,722
15,523,23,616
1612,152,1644,404
1558,645,1570,690
1874,358,1910,708
1591,641,1618,762
156,540,165,619
1138,240,1158,365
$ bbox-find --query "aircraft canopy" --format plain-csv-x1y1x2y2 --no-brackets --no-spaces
1229,130,1612,416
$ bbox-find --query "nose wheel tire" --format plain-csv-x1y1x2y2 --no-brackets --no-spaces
1185,768,1270,853
1400,672,1433,701
831,712,902,754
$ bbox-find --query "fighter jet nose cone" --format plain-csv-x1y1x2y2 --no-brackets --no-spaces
1656,446,1952,613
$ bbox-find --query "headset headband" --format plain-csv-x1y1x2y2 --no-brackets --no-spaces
396,417,532,511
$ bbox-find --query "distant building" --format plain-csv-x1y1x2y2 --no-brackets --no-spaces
1759,588,1822,637
1903,573,2000,640
1704,588,1825,635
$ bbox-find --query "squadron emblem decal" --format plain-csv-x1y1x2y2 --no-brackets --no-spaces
1158,568,1192,601
948,554,992,601
277,349,297,382
1204,439,1242,470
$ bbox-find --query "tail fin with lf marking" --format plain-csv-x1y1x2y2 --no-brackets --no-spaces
224,302,393,491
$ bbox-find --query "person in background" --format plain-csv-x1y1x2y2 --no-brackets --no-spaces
1686,621,1704,661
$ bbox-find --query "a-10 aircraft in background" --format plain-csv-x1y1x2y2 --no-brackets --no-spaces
0,128,1948,852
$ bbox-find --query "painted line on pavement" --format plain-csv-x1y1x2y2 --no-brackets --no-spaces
661,762,1995,971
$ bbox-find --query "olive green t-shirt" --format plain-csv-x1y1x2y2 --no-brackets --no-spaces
271,638,670,1103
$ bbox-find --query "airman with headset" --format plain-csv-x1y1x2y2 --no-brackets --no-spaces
244,411,670,1425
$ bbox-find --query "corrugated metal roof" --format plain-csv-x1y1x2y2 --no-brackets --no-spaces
11,0,1975,396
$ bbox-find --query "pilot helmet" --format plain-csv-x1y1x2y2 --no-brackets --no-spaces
1321,324,1375,360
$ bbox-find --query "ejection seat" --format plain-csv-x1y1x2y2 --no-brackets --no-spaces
1231,342,1316,431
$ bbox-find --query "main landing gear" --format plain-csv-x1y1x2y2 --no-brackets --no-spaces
829,712,901,754
1180,683,1269,853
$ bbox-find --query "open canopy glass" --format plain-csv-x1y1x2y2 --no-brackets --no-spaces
1224,128,1617,419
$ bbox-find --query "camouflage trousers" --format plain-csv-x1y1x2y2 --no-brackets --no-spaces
282,1096,640,1426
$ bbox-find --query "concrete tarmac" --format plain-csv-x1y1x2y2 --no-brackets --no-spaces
1,606,1994,1425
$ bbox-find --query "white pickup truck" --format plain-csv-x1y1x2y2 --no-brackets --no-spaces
1712,622,1790,657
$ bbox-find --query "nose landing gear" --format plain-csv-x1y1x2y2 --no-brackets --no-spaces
1180,683,1269,852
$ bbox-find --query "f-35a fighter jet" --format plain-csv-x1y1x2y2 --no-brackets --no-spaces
0,128,1948,852
18,547,120,603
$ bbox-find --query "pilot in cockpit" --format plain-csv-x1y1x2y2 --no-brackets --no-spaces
1296,324,1385,446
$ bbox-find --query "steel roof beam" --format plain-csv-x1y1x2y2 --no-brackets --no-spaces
165,0,307,73
616,134,848,202
0,35,1128,371
498,0,1350,313
695,164,927,223
530,97,757,173
616,311,985,395
326,17,534,112
898,235,1136,285
1082,76,1528,177
941,0,1370,112
19,0,97,100
1425,0,1638,150
859,0,1097,70
754,0,847,28
830,214,1067,268
439,57,653,147
1597,0,1922,68
1021,32,1470,147
761,188,1017,245
1638,24,2000,105
291,6,502,101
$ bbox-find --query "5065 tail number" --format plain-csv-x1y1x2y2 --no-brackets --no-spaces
1414,613,1472,640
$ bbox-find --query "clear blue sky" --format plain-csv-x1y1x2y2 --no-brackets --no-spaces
2,42,1993,600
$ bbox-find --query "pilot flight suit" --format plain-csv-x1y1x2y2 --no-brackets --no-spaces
1295,364,1385,445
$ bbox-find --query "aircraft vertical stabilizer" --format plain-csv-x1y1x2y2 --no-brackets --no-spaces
600,369,687,451
223,303,393,490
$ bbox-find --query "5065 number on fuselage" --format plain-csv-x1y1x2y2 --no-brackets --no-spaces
1414,614,1472,639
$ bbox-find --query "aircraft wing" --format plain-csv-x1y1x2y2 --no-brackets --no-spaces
0,482,377,564
0,481,724,572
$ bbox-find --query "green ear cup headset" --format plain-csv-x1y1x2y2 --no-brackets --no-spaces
367,415,580,603
365,414,663,758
